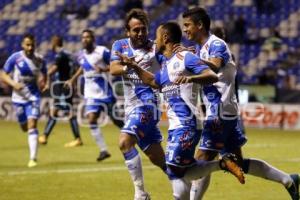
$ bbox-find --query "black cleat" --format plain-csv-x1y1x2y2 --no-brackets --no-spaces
287,174,299,200
220,153,245,184
97,151,111,162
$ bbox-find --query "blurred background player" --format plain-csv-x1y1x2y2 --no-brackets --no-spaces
182,7,299,200
110,9,166,200
65,29,123,161
121,21,245,200
0,33,47,167
38,35,82,147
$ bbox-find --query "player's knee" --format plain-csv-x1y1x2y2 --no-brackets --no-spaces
119,135,134,153
195,149,217,161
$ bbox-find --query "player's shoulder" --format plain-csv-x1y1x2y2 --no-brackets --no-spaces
209,34,227,47
112,38,129,48
8,51,22,60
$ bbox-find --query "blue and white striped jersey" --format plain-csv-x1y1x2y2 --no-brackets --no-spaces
196,34,239,118
154,51,208,130
76,45,113,102
111,38,160,115
3,51,47,103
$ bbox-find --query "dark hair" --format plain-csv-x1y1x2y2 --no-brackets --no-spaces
182,7,211,32
125,8,149,31
81,29,95,39
22,33,35,41
160,21,182,44
51,35,63,47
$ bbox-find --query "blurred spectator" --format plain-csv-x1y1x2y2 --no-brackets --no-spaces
254,0,276,14
61,2,89,20
246,23,260,44
77,4,89,19
233,15,247,44
211,26,226,41
262,28,282,52
224,13,235,43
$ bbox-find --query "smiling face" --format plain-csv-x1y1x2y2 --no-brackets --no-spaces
22,37,35,57
182,17,201,42
126,18,148,48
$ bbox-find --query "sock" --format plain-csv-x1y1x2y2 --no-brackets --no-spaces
171,178,191,200
28,129,38,160
44,117,56,137
245,158,293,187
69,117,80,139
123,148,145,197
190,175,211,200
90,124,107,151
183,160,220,182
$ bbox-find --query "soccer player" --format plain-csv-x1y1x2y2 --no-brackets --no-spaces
117,21,245,200
0,33,47,167
38,35,83,147
65,29,122,161
182,7,299,200
110,9,166,200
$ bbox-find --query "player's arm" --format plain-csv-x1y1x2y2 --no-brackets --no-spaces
64,67,83,88
202,40,229,72
109,41,130,76
0,70,24,91
174,52,218,85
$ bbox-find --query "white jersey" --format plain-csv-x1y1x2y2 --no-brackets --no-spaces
196,34,239,117
3,51,47,103
155,51,208,130
77,46,114,102
111,39,160,114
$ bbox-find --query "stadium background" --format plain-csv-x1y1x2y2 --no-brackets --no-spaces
0,0,300,199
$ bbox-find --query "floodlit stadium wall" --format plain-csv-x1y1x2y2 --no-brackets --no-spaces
0,97,300,130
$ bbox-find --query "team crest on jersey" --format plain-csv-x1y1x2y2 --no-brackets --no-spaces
79,58,85,65
173,62,180,70
201,52,207,59
18,61,24,68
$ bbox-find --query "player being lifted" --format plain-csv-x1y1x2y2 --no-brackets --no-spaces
38,35,83,147
181,7,299,200
0,33,47,167
110,9,166,200
117,21,245,200
65,29,123,161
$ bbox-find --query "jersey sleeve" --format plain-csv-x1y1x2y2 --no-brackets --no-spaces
110,41,122,62
3,53,17,73
102,47,111,65
208,40,230,64
184,52,209,74
154,71,161,87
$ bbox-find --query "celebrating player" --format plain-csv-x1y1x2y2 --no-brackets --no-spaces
182,7,299,200
0,33,47,167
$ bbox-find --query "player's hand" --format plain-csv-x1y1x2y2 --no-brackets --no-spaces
173,44,196,54
174,76,191,84
64,80,73,89
13,82,24,91
41,82,50,93
115,52,142,68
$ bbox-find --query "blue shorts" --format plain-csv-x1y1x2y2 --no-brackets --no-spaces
166,127,201,168
122,106,162,151
13,101,40,124
84,98,112,116
199,117,247,154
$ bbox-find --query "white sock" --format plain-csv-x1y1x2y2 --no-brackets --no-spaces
190,175,211,200
28,129,38,160
90,124,107,151
124,148,145,197
247,158,293,187
171,178,191,200
184,160,220,182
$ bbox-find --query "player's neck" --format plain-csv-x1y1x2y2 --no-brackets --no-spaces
85,45,95,53
163,43,178,58
197,32,209,46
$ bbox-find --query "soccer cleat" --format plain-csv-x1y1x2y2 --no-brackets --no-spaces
96,151,111,162
64,138,83,147
220,153,245,184
38,135,47,145
287,174,299,200
27,159,37,168
134,192,151,200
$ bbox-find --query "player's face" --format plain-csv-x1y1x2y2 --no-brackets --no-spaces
155,26,164,53
127,18,148,48
81,32,94,49
22,37,35,57
183,17,201,41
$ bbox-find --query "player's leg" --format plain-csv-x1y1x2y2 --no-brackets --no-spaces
39,107,58,144
13,103,28,132
26,102,40,167
87,111,111,161
107,100,124,129
144,142,166,171
190,149,218,200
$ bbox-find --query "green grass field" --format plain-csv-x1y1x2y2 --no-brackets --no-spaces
0,120,299,200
